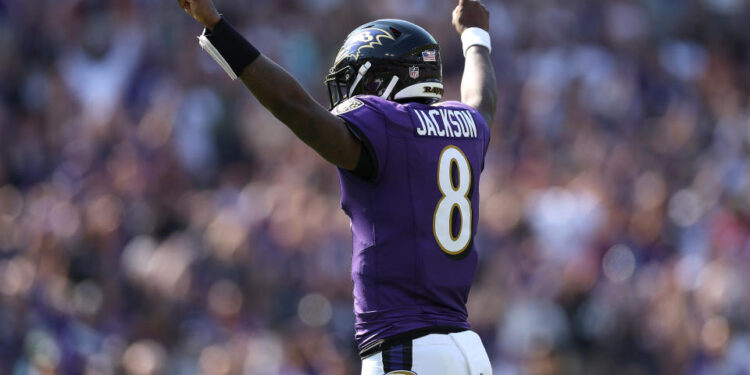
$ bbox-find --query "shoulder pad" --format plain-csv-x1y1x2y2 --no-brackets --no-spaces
332,97,365,115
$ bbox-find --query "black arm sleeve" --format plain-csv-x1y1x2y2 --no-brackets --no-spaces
203,17,260,77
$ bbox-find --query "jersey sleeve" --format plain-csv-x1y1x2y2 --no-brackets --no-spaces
332,96,389,182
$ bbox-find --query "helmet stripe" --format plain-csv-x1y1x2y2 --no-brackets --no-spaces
393,83,444,100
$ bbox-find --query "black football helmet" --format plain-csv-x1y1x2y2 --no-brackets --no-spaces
325,19,443,110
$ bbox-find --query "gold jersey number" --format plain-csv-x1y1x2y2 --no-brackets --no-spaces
433,145,472,256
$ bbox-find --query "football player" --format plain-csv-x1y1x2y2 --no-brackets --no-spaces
177,0,497,374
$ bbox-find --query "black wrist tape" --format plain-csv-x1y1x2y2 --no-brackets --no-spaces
204,17,261,77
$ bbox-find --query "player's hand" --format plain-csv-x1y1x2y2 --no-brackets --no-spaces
177,0,221,30
452,0,490,35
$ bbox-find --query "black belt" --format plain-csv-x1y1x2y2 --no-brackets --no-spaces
359,326,468,359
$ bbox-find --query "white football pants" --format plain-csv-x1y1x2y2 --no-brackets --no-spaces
361,330,492,375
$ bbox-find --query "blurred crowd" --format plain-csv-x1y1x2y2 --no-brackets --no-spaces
2,0,750,374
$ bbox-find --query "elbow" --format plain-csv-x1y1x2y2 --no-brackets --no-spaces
481,92,498,122
485,83,499,114
266,88,315,126
268,88,308,115
465,91,497,125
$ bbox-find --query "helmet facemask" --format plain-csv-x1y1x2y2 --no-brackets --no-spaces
325,65,355,110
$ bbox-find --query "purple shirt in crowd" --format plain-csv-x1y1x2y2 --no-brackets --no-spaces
332,95,491,351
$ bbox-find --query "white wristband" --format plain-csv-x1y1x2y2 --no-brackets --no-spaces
461,27,491,56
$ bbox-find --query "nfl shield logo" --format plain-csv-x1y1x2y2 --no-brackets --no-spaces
409,66,420,79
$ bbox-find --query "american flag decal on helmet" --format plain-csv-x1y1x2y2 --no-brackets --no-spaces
422,50,437,62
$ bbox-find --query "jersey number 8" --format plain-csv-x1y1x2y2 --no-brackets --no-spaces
433,145,472,256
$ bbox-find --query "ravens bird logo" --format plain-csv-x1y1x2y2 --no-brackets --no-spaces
334,28,396,64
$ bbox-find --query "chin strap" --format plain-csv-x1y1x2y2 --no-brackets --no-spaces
380,76,400,99
348,62,372,97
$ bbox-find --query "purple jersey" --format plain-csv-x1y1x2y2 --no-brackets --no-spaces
332,95,491,351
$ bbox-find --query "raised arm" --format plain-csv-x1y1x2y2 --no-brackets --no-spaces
176,0,362,171
452,0,498,126
239,56,364,169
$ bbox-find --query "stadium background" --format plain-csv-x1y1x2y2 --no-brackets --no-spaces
1,0,750,374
